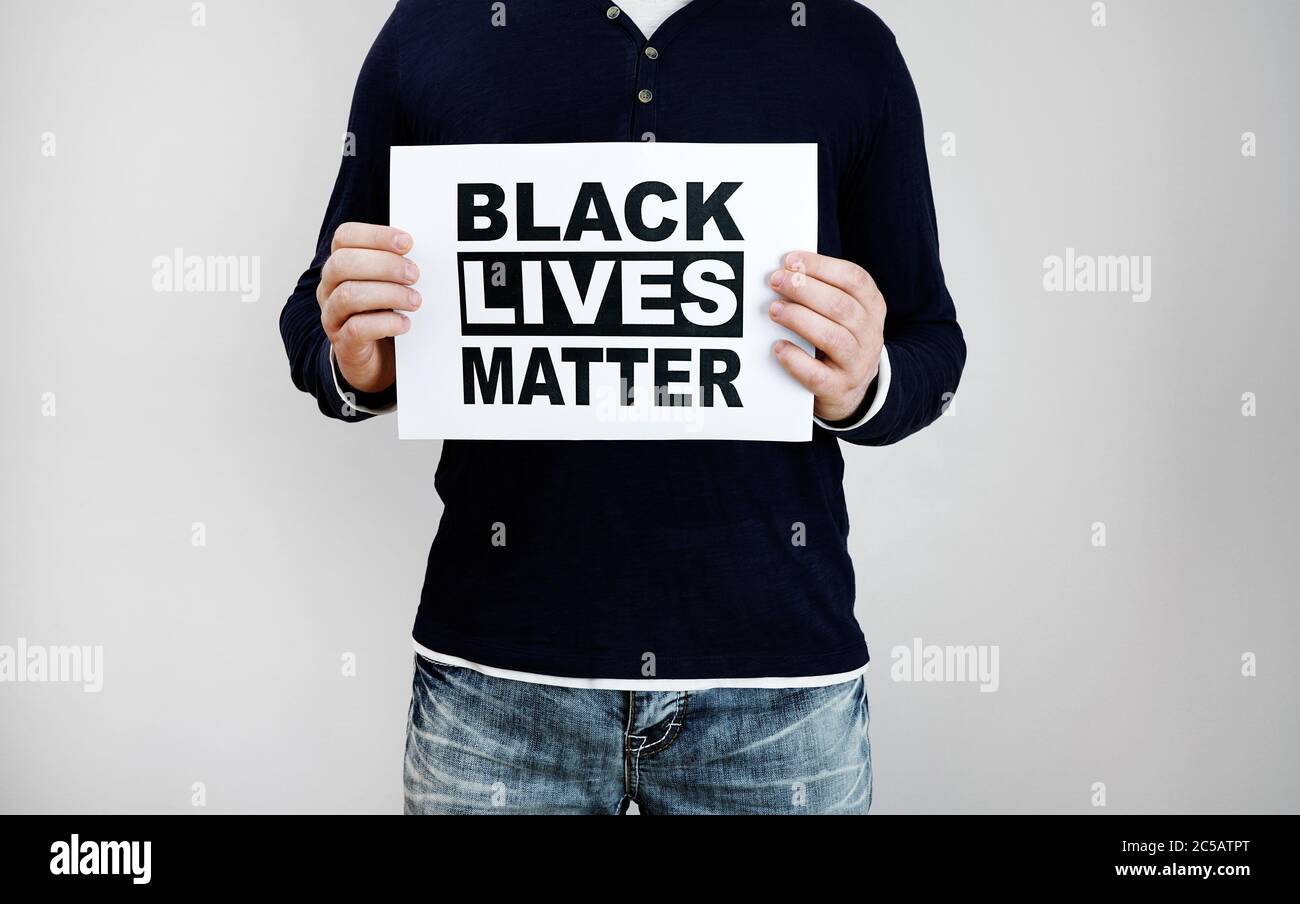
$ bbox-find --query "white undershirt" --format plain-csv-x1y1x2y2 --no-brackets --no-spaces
616,0,694,38
414,642,867,691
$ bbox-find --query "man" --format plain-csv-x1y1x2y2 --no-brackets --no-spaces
281,0,964,814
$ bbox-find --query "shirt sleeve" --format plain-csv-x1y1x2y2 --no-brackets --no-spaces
278,6,408,422
819,37,966,446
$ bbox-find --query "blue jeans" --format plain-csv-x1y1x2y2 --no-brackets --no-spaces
403,654,872,814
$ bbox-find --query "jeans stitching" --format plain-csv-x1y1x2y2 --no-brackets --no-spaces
622,692,637,802
636,692,689,758
625,692,687,801
627,693,683,754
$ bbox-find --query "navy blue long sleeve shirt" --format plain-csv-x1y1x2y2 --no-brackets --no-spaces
280,0,965,683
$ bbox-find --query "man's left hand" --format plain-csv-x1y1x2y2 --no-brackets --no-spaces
769,251,886,423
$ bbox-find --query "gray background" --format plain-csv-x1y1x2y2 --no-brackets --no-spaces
1,0,1296,814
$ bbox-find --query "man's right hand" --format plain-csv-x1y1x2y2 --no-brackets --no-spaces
316,222,421,394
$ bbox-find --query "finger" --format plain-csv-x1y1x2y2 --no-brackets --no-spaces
323,280,422,333
332,310,411,348
769,298,858,368
769,268,867,337
783,251,884,316
331,222,413,254
772,339,836,396
320,247,418,299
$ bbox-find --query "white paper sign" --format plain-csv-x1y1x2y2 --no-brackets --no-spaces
390,142,816,441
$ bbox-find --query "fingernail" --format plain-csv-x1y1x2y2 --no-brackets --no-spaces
405,262,419,281
394,232,412,252
770,270,785,288
410,290,422,308
770,301,784,318
785,252,803,270
772,340,786,354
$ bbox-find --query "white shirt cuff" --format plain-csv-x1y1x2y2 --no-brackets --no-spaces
329,345,396,417
813,346,891,433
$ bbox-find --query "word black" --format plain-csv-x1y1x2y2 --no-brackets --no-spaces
458,181,744,243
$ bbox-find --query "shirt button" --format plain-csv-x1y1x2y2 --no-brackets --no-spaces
606,6,620,19
637,89,654,103
644,46,659,60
